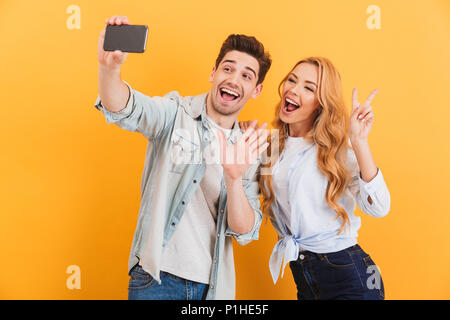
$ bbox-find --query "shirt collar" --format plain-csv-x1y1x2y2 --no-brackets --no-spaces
188,93,241,144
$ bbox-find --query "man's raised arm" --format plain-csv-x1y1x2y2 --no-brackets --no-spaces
97,16,131,113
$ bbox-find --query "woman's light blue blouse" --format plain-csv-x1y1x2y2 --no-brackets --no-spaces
269,138,390,284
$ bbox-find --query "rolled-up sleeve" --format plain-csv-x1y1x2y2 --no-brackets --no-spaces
225,164,263,245
346,148,391,218
356,168,391,218
94,81,179,140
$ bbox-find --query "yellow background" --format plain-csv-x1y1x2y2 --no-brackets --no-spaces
1,0,450,299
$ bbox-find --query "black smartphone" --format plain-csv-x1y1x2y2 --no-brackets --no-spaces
103,24,148,53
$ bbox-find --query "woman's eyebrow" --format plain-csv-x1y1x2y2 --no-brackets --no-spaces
305,80,317,87
290,73,317,87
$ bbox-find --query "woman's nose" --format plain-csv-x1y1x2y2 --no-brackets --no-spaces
287,88,300,97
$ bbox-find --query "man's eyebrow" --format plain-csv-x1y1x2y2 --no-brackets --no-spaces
245,66,257,78
221,59,257,78
221,59,237,65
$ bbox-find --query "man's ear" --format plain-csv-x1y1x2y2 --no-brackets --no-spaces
251,83,263,99
209,66,216,83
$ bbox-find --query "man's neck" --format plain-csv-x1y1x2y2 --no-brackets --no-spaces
205,95,237,130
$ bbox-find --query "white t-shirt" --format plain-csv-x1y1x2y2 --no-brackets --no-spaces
160,113,231,284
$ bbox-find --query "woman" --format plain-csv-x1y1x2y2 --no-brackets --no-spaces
242,57,390,300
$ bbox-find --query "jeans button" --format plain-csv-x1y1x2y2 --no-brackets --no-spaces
299,254,305,260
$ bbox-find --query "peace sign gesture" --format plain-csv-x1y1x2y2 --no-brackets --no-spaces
349,88,378,143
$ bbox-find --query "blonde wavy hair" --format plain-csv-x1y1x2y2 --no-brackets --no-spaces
260,57,351,234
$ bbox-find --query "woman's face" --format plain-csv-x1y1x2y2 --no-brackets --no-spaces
279,63,321,134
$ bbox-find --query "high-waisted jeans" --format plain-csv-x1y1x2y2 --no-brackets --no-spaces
289,244,385,300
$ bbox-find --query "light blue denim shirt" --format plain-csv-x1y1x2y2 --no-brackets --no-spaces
268,139,391,284
94,82,262,299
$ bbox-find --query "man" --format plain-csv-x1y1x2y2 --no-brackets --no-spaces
94,15,272,300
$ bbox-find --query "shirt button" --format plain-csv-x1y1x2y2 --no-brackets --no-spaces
220,209,224,213
210,285,214,289
217,233,220,237
171,222,176,226
181,201,185,205
213,259,217,264
299,254,305,260
193,180,197,183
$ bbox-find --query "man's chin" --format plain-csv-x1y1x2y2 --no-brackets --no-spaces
212,101,242,116
222,106,244,116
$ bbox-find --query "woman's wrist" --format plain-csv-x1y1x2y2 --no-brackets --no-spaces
350,139,378,182
350,137,369,150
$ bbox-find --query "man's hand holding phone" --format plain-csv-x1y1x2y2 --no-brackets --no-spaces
97,16,135,113
98,16,131,70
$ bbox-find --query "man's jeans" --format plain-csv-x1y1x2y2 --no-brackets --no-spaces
128,264,208,300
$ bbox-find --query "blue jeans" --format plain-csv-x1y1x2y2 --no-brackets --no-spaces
128,264,209,300
289,244,385,300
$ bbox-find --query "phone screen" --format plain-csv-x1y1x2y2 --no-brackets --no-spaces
103,25,148,53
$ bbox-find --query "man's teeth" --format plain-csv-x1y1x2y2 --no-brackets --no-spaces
286,98,299,107
221,88,239,97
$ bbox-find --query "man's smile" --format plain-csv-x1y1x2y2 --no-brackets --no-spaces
218,85,241,103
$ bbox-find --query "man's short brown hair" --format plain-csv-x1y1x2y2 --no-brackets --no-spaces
215,34,272,85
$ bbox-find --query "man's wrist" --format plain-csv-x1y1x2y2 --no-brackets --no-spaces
224,174,243,187
99,64,121,75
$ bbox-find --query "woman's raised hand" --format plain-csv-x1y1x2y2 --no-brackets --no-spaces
349,88,378,143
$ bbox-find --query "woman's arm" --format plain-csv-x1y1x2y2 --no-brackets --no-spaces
351,141,377,205
349,88,379,185
348,88,390,216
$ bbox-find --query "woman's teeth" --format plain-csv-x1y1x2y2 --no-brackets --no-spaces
285,98,300,111
286,98,299,107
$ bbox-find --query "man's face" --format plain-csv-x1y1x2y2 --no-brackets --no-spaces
208,50,263,117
